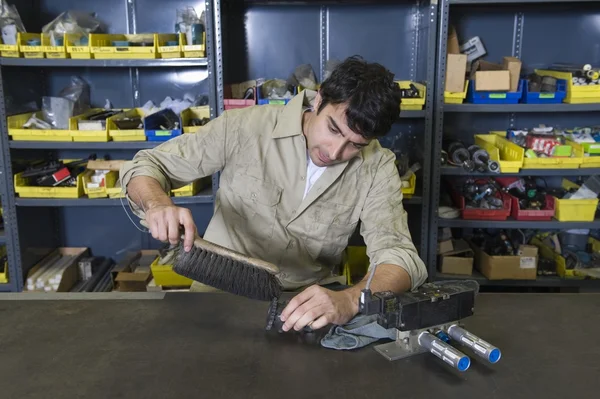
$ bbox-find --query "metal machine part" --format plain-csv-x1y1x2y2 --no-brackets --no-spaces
361,280,501,370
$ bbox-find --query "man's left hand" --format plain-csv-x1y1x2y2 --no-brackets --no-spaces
279,285,359,332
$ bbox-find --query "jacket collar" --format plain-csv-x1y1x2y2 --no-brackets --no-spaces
272,91,308,139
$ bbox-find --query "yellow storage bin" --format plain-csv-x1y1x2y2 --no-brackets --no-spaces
108,109,146,141
475,134,524,173
181,32,206,58
69,108,123,142
522,141,583,169
0,245,8,284
444,81,469,104
157,33,182,58
401,173,416,199
82,170,122,198
554,179,599,222
569,140,600,169
342,246,370,286
150,257,193,287
8,112,73,141
536,69,600,104
42,33,67,59
90,34,157,59
0,35,21,57
531,236,600,279
65,33,91,59
181,106,210,133
171,177,209,197
19,33,44,58
396,81,426,111
14,163,85,199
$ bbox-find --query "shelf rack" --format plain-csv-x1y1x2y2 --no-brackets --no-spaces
429,0,600,288
0,0,219,292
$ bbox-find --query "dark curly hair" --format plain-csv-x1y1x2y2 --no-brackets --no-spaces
317,56,401,139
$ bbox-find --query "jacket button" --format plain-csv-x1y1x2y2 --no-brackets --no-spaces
251,193,257,199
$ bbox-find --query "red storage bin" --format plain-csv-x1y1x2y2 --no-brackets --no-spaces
451,188,512,221
508,194,555,221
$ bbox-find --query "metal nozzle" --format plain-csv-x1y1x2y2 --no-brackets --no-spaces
418,331,471,372
446,324,502,364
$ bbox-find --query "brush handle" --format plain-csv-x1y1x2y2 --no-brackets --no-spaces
191,235,281,275
140,219,281,275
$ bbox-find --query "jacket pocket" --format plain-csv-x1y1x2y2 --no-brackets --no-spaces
304,201,360,262
230,173,282,239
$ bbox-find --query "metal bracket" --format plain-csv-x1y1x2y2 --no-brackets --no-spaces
512,12,525,59
320,6,329,83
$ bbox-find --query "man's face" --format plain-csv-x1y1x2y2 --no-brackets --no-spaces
303,93,371,167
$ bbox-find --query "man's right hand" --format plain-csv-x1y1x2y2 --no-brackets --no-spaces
145,205,197,252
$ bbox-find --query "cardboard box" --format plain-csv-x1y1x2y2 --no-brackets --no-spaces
25,247,90,292
438,239,454,255
112,250,156,292
448,25,460,55
503,56,522,92
475,71,511,91
438,239,474,276
471,241,538,280
446,53,468,93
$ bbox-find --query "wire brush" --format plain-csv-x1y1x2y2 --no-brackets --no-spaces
141,219,282,301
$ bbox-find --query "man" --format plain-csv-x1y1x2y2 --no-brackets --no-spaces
120,56,427,332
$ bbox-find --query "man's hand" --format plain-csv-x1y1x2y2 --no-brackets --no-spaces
279,285,359,332
145,205,197,252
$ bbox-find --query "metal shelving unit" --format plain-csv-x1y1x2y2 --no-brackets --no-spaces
9,141,160,150
0,58,208,67
444,104,600,113
14,189,214,207
441,166,600,177
436,270,600,289
0,0,219,292
429,0,600,289
438,218,600,229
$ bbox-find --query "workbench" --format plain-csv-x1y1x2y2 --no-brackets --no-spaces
0,293,598,398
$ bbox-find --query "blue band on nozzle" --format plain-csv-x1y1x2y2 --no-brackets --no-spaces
458,356,471,372
489,348,501,363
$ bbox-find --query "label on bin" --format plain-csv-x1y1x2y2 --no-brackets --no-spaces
71,47,87,52
155,130,171,136
539,93,555,99
520,257,536,269
489,94,507,99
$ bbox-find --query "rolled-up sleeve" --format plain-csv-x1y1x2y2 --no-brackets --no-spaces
359,151,428,290
119,111,229,217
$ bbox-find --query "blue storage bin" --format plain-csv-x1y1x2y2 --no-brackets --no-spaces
257,84,297,105
466,79,523,104
521,79,567,104
144,109,182,142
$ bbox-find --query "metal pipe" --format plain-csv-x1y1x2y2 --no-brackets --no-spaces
446,324,501,364
418,331,471,371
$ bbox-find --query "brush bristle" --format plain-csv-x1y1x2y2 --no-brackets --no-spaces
173,244,282,301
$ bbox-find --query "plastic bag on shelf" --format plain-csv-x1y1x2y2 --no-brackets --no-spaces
176,6,205,46
259,79,293,100
290,64,318,90
0,0,26,45
42,76,90,129
42,11,101,46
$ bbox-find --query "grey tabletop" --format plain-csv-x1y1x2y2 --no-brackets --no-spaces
0,292,599,398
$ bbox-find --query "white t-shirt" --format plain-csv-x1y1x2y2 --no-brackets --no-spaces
303,150,327,200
